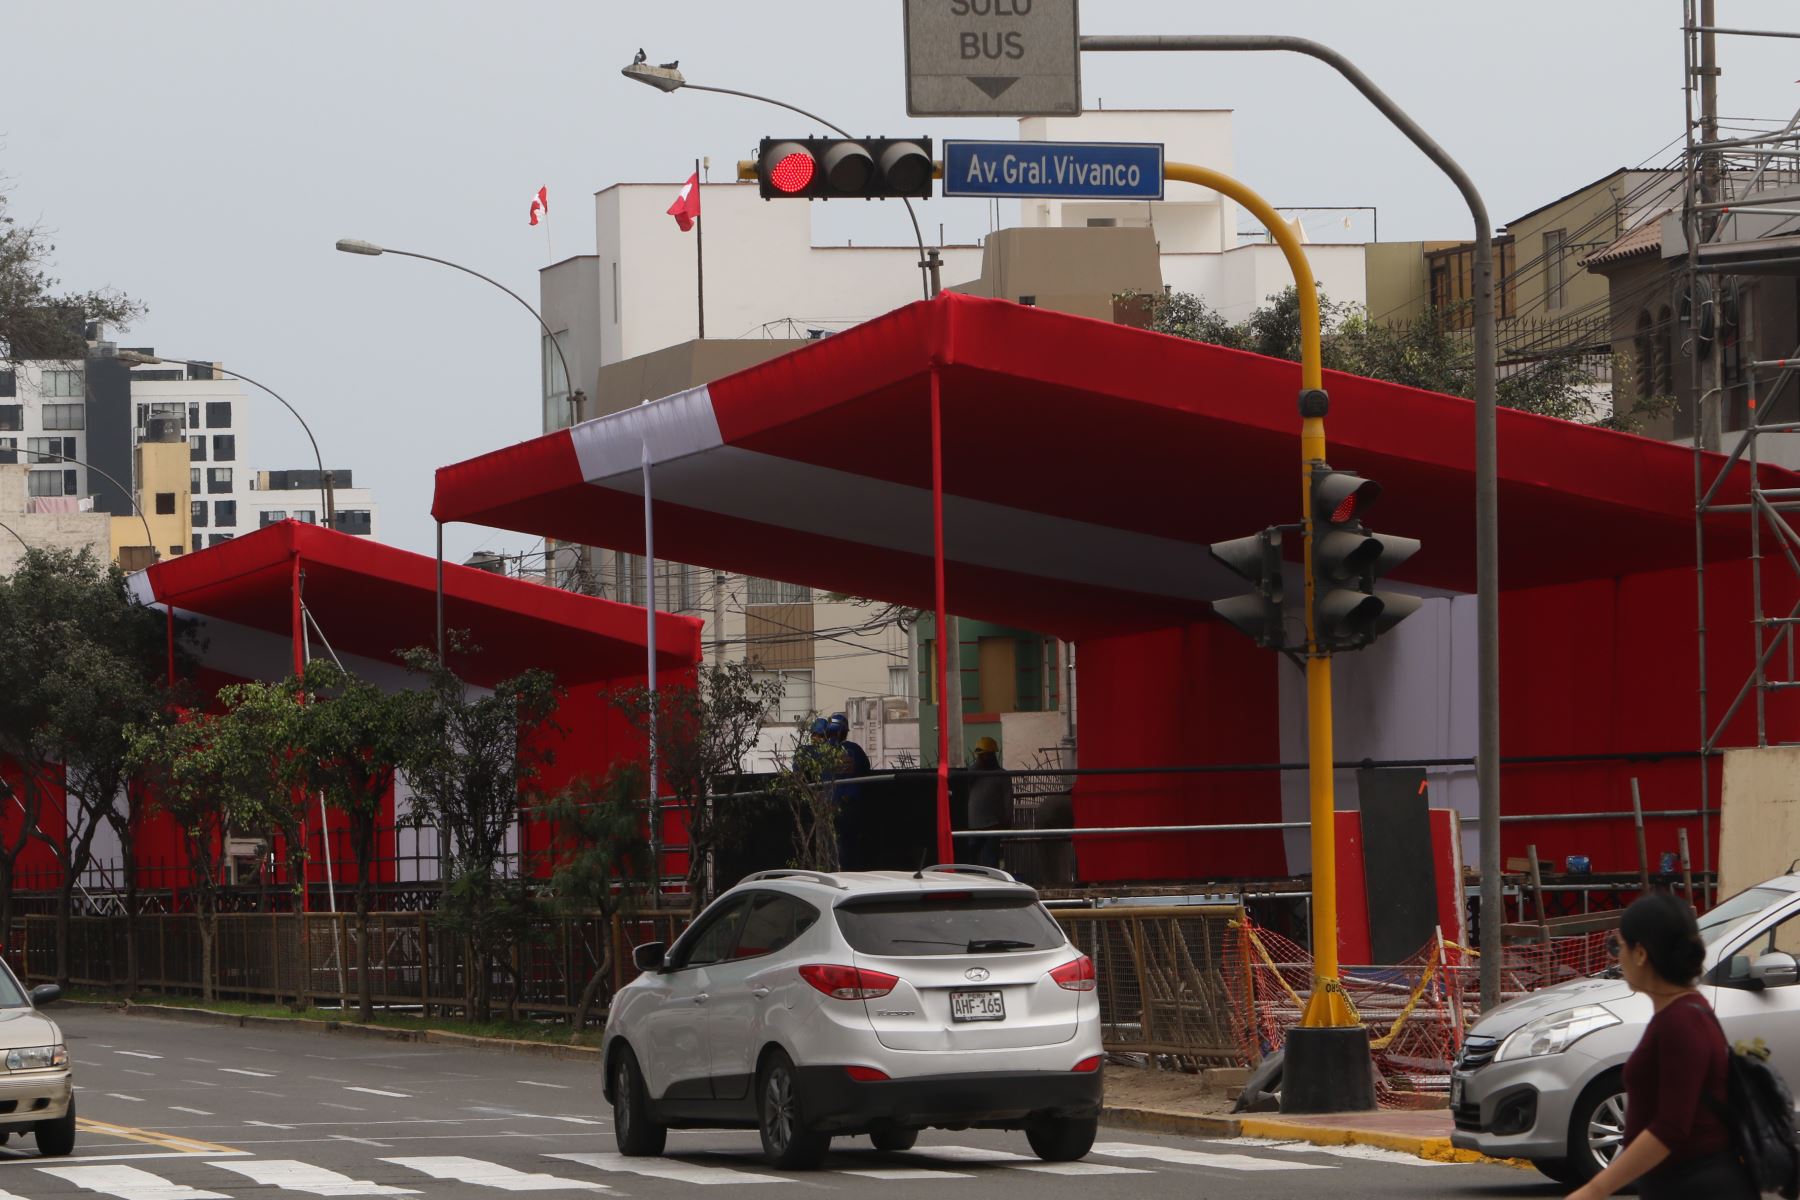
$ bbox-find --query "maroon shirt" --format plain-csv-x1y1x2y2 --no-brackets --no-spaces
1623,992,1732,1164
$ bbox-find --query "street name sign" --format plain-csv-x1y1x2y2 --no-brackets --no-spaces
903,0,1081,117
941,140,1164,200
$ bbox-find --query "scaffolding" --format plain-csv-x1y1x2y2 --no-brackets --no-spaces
1685,2,1800,904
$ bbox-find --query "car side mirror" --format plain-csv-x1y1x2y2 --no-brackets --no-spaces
632,942,668,973
1751,951,1800,989
28,984,61,1007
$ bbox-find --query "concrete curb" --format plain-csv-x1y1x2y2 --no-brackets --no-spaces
69,1000,602,1063
1235,1115,1531,1168
1101,1105,1241,1138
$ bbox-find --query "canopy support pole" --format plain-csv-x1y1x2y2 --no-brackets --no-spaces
165,605,175,688
930,366,952,865
291,553,309,917
642,438,662,897
435,523,445,663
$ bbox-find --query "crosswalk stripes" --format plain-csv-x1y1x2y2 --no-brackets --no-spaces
1089,1140,1335,1172
548,1153,784,1187
895,1145,1152,1177
36,1165,228,1200
377,1158,606,1193
205,1161,419,1196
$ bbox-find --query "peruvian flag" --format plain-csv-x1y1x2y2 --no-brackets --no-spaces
529,186,548,226
667,173,700,232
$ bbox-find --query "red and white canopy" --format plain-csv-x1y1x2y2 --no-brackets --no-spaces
433,293,1778,639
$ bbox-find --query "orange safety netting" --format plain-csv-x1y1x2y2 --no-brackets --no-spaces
1225,919,1616,1107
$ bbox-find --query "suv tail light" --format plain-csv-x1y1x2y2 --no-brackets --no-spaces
1072,1056,1102,1073
845,1066,890,1082
1049,955,1096,992
799,964,898,1000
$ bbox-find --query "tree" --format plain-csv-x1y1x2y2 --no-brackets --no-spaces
123,707,274,1001
1,183,144,361
770,724,843,873
1135,287,1673,432
610,662,784,913
542,767,652,1034
396,640,561,1023
289,661,418,1023
0,548,180,985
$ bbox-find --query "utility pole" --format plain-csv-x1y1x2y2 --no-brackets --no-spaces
712,569,726,665
1696,0,1724,452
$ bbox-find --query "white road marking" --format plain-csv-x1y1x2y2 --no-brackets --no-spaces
319,1103,365,1112
218,1069,276,1078
210,1159,419,1195
114,1052,161,1061
836,1167,976,1180
383,1157,607,1192
1089,1141,1333,1172
328,1136,392,1150
39,1164,230,1200
516,1082,568,1090
104,1095,144,1103
0,1153,249,1168
345,1088,411,1099
549,1152,783,1186
123,1071,155,1078
1233,1137,1452,1167
168,1107,213,1117
0,1184,32,1200
245,1120,297,1131
901,1145,1151,1176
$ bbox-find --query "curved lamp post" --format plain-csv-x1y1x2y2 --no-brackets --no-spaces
116,352,335,529
621,59,935,301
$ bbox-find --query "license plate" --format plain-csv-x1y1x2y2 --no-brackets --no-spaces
950,990,1005,1022
1450,1074,1466,1107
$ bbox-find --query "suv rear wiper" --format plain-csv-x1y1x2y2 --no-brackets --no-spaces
967,939,1035,952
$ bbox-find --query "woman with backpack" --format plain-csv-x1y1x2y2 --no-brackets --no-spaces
1570,893,1759,1199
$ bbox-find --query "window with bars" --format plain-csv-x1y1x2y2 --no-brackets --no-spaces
746,576,812,605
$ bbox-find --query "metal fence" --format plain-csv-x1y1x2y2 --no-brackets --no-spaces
12,904,1252,1061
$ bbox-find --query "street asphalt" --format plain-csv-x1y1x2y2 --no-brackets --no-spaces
11,1008,1563,1199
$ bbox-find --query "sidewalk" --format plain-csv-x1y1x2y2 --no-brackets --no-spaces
1099,1065,1523,1167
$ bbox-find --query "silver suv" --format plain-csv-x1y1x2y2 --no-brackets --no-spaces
600,866,1104,1169
1450,873,1800,1186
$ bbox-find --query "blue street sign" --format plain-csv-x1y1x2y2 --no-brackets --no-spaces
942,140,1165,200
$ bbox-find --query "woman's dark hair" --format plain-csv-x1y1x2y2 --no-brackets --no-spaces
1620,893,1706,985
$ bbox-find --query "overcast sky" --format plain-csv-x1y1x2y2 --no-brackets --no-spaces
4,1,1796,563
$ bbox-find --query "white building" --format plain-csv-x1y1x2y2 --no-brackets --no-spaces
122,359,260,551
245,470,378,539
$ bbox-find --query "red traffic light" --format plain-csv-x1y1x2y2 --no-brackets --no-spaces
769,151,816,194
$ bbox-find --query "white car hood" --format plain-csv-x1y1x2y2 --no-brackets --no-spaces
1469,973,1635,1039
0,1008,62,1051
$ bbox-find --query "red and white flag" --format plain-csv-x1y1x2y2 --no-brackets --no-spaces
529,186,548,226
667,173,700,232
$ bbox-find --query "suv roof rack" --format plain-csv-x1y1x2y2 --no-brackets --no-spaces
743,869,847,889
919,864,1018,883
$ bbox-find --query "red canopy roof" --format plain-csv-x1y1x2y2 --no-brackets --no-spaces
138,520,701,687
433,293,1777,640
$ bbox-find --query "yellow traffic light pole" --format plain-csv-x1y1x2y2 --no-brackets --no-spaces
1163,163,1357,1030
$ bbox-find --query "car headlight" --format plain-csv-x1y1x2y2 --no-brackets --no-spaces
1495,1005,1620,1062
6,1045,66,1071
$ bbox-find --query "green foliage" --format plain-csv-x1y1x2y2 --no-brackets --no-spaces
543,768,654,1030
769,726,844,873
395,637,562,1022
0,184,145,361
1135,286,1670,433
610,661,784,910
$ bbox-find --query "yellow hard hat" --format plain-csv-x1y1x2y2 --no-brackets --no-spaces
974,736,999,754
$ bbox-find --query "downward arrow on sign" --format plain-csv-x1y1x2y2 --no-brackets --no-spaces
968,76,1020,99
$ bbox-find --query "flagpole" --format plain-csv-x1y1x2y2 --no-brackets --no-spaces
694,158,705,339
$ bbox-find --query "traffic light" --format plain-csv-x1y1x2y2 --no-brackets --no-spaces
1308,462,1422,651
1209,527,1288,649
754,137,934,201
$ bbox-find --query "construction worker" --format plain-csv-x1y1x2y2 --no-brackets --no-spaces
962,735,1012,869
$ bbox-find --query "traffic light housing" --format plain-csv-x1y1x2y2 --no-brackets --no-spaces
1309,462,1421,651
755,137,934,200
1209,527,1288,649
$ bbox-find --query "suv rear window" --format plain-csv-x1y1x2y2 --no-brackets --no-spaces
835,892,1065,956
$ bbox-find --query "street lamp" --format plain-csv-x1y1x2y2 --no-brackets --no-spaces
116,352,336,530
333,239,586,425
621,58,936,300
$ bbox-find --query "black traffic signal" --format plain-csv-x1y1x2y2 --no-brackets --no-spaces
755,137,934,200
1209,527,1288,649
1309,462,1421,651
